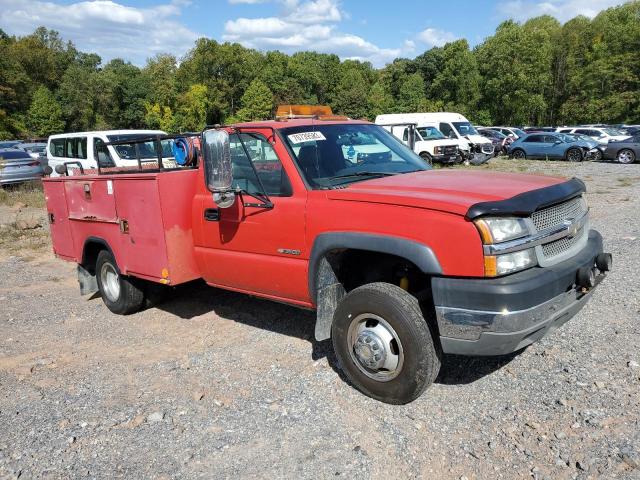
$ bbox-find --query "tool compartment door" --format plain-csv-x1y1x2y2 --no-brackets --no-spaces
113,177,168,280
64,179,117,222
43,181,75,259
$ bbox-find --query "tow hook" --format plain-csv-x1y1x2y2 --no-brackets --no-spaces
576,253,612,290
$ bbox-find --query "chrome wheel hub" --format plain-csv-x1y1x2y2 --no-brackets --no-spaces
347,313,404,382
100,262,120,302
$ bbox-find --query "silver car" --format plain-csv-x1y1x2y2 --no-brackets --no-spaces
0,148,45,185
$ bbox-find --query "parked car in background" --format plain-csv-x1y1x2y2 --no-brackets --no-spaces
523,127,556,133
478,128,512,155
486,126,527,139
376,122,460,165
47,130,174,175
0,148,44,185
375,112,494,164
603,135,640,164
555,127,629,145
0,140,22,149
18,142,48,165
508,132,596,161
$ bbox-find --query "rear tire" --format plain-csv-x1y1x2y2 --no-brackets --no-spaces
617,149,636,164
419,152,433,166
95,250,144,315
566,147,582,162
331,282,441,404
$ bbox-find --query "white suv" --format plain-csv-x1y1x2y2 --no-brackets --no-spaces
555,127,630,145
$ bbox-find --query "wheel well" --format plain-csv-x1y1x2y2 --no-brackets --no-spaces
314,248,439,342
327,249,431,298
81,238,112,274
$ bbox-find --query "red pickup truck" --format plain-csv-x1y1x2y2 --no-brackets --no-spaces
43,115,611,404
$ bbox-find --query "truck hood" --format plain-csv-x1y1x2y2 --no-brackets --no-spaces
326,170,566,216
464,134,492,145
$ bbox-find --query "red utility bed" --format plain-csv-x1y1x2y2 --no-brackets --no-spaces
44,169,201,285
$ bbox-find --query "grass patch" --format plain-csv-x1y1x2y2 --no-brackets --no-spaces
0,223,50,253
0,182,46,208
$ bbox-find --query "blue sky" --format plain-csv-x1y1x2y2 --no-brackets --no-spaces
0,0,625,67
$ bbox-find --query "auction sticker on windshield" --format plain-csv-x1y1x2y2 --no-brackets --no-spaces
287,131,326,144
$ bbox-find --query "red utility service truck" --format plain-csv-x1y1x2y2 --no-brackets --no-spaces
43,110,611,404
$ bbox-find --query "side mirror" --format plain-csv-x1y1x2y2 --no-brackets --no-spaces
54,164,67,175
203,129,235,208
43,165,53,176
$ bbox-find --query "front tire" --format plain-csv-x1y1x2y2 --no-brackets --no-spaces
566,147,583,162
331,282,441,404
96,250,144,315
419,152,433,166
512,149,526,160
617,149,636,164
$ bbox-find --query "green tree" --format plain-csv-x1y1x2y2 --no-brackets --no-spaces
332,63,370,118
368,81,394,119
398,72,427,112
235,79,273,121
174,84,208,131
26,85,64,136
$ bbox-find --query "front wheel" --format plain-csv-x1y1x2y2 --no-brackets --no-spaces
96,250,145,315
617,149,636,164
331,282,441,404
566,147,583,162
512,149,526,160
419,152,433,166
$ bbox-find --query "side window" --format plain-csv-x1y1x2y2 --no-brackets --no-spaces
94,138,115,167
50,138,65,157
439,123,455,138
229,133,292,197
65,138,75,158
524,135,542,143
559,129,571,133
402,128,409,142
76,137,87,159
544,135,557,143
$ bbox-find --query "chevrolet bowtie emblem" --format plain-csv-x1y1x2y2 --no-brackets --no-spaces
564,218,579,238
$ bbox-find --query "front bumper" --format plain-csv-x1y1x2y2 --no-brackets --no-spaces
432,230,606,356
432,153,461,164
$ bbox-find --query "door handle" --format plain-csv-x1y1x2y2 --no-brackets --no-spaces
204,208,220,221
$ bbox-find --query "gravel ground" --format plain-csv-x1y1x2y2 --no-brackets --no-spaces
1,159,639,480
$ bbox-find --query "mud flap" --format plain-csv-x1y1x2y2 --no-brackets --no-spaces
77,265,98,295
314,257,346,341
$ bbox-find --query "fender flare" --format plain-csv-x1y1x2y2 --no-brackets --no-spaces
309,232,443,341
81,236,116,271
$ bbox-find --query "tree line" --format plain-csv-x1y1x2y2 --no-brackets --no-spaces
1,1,638,139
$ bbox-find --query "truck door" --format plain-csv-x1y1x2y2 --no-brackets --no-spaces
194,130,309,304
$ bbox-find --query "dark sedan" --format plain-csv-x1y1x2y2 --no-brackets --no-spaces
603,136,640,164
0,148,44,185
478,128,512,155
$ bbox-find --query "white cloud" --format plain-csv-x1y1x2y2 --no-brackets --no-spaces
0,0,201,65
228,0,268,3
417,28,458,47
497,0,625,22
222,0,410,66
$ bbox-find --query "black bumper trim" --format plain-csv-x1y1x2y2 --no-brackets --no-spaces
431,230,603,312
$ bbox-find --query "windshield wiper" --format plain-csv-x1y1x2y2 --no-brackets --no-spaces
330,171,399,180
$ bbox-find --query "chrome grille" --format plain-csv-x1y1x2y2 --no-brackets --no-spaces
541,226,585,258
531,196,586,232
443,146,458,155
481,144,494,154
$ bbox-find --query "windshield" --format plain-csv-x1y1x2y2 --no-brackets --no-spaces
416,126,445,140
558,133,578,142
281,123,430,188
107,134,173,160
452,121,478,136
512,128,526,137
603,128,625,136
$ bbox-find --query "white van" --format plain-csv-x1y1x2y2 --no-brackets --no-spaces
47,130,174,175
374,120,460,165
375,112,494,164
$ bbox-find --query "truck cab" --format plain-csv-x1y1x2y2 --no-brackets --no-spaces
376,122,460,165
43,109,610,404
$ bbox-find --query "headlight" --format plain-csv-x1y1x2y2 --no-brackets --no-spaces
474,217,529,243
434,146,442,154
484,248,537,276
